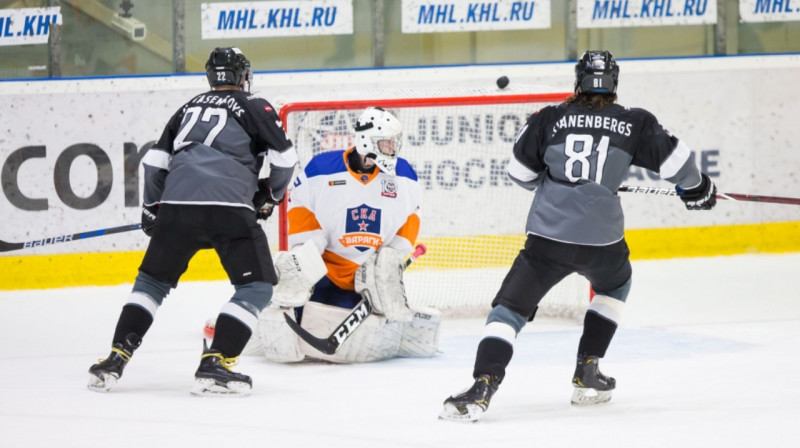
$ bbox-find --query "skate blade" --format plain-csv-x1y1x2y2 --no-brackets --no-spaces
87,373,117,392
438,403,483,423
571,387,612,406
190,378,251,397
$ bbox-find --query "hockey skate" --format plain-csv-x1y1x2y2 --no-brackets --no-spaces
87,333,142,392
571,354,615,406
191,340,252,397
439,374,499,423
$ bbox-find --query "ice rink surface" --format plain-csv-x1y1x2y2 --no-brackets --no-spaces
1,253,798,448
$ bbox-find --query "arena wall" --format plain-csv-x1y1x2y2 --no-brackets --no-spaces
1,54,798,289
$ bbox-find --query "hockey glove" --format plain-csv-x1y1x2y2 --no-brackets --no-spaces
256,204,276,221
253,178,281,220
141,204,159,236
271,240,327,308
676,173,717,211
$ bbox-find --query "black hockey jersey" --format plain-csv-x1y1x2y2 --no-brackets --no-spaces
509,101,703,246
141,90,297,210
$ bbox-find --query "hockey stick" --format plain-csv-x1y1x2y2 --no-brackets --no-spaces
0,223,142,253
283,243,428,355
618,185,800,206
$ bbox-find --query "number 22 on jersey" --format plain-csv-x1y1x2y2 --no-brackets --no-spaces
173,106,228,151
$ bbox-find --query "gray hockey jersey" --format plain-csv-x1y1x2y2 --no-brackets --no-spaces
509,101,703,246
142,90,297,210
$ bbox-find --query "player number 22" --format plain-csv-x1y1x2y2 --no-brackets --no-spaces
564,134,609,183
174,106,228,150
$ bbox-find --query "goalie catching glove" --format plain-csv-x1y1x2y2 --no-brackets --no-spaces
355,247,414,322
271,240,327,308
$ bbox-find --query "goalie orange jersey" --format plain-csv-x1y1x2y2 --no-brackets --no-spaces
286,148,421,290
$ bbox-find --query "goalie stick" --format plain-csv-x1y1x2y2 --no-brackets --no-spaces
618,185,800,205
0,223,142,253
283,243,427,355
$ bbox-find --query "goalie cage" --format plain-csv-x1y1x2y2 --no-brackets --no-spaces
261,88,590,321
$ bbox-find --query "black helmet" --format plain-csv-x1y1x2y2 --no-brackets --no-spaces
205,47,251,89
574,50,619,94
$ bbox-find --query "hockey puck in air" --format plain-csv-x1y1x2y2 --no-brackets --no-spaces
496,76,509,89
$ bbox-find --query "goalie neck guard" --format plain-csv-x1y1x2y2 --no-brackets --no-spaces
354,107,403,176
574,50,619,95
205,47,251,90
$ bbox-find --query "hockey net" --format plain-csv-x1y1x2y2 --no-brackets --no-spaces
269,89,589,320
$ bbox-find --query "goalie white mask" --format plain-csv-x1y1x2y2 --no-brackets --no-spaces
354,107,403,176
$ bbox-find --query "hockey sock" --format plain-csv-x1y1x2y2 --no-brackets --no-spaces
473,337,513,382
210,314,253,358
578,311,618,358
112,304,154,345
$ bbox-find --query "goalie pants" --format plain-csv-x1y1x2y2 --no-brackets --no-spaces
140,204,278,287
492,234,631,319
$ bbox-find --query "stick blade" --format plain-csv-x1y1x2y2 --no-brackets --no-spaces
282,312,338,355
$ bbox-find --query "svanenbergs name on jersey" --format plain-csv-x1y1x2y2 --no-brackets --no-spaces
552,114,633,136
0,142,719,211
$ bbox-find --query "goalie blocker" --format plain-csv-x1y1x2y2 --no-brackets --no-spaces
251,245,441,363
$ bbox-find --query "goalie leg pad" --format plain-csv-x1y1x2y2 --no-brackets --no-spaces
355,247,414,322
397,306,442,358
257,306,305,363
272,240,327,308
300,302,402,363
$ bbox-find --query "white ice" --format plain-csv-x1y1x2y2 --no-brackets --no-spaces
1,253,798,448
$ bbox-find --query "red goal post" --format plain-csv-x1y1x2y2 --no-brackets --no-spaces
275,90,589,318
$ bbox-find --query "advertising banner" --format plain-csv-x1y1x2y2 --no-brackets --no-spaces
740,0,800,22
577,0,716,28
1,56,799,258
201,0,353,39
402,0,551,33
0,7,61,46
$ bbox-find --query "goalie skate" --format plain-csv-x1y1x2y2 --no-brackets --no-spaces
571,354,615,406
439,374,499,423
190,340,252,397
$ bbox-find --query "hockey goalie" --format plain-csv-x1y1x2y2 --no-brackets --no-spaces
212,107,441,363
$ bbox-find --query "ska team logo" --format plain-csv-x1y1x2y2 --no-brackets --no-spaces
338,204,382,252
